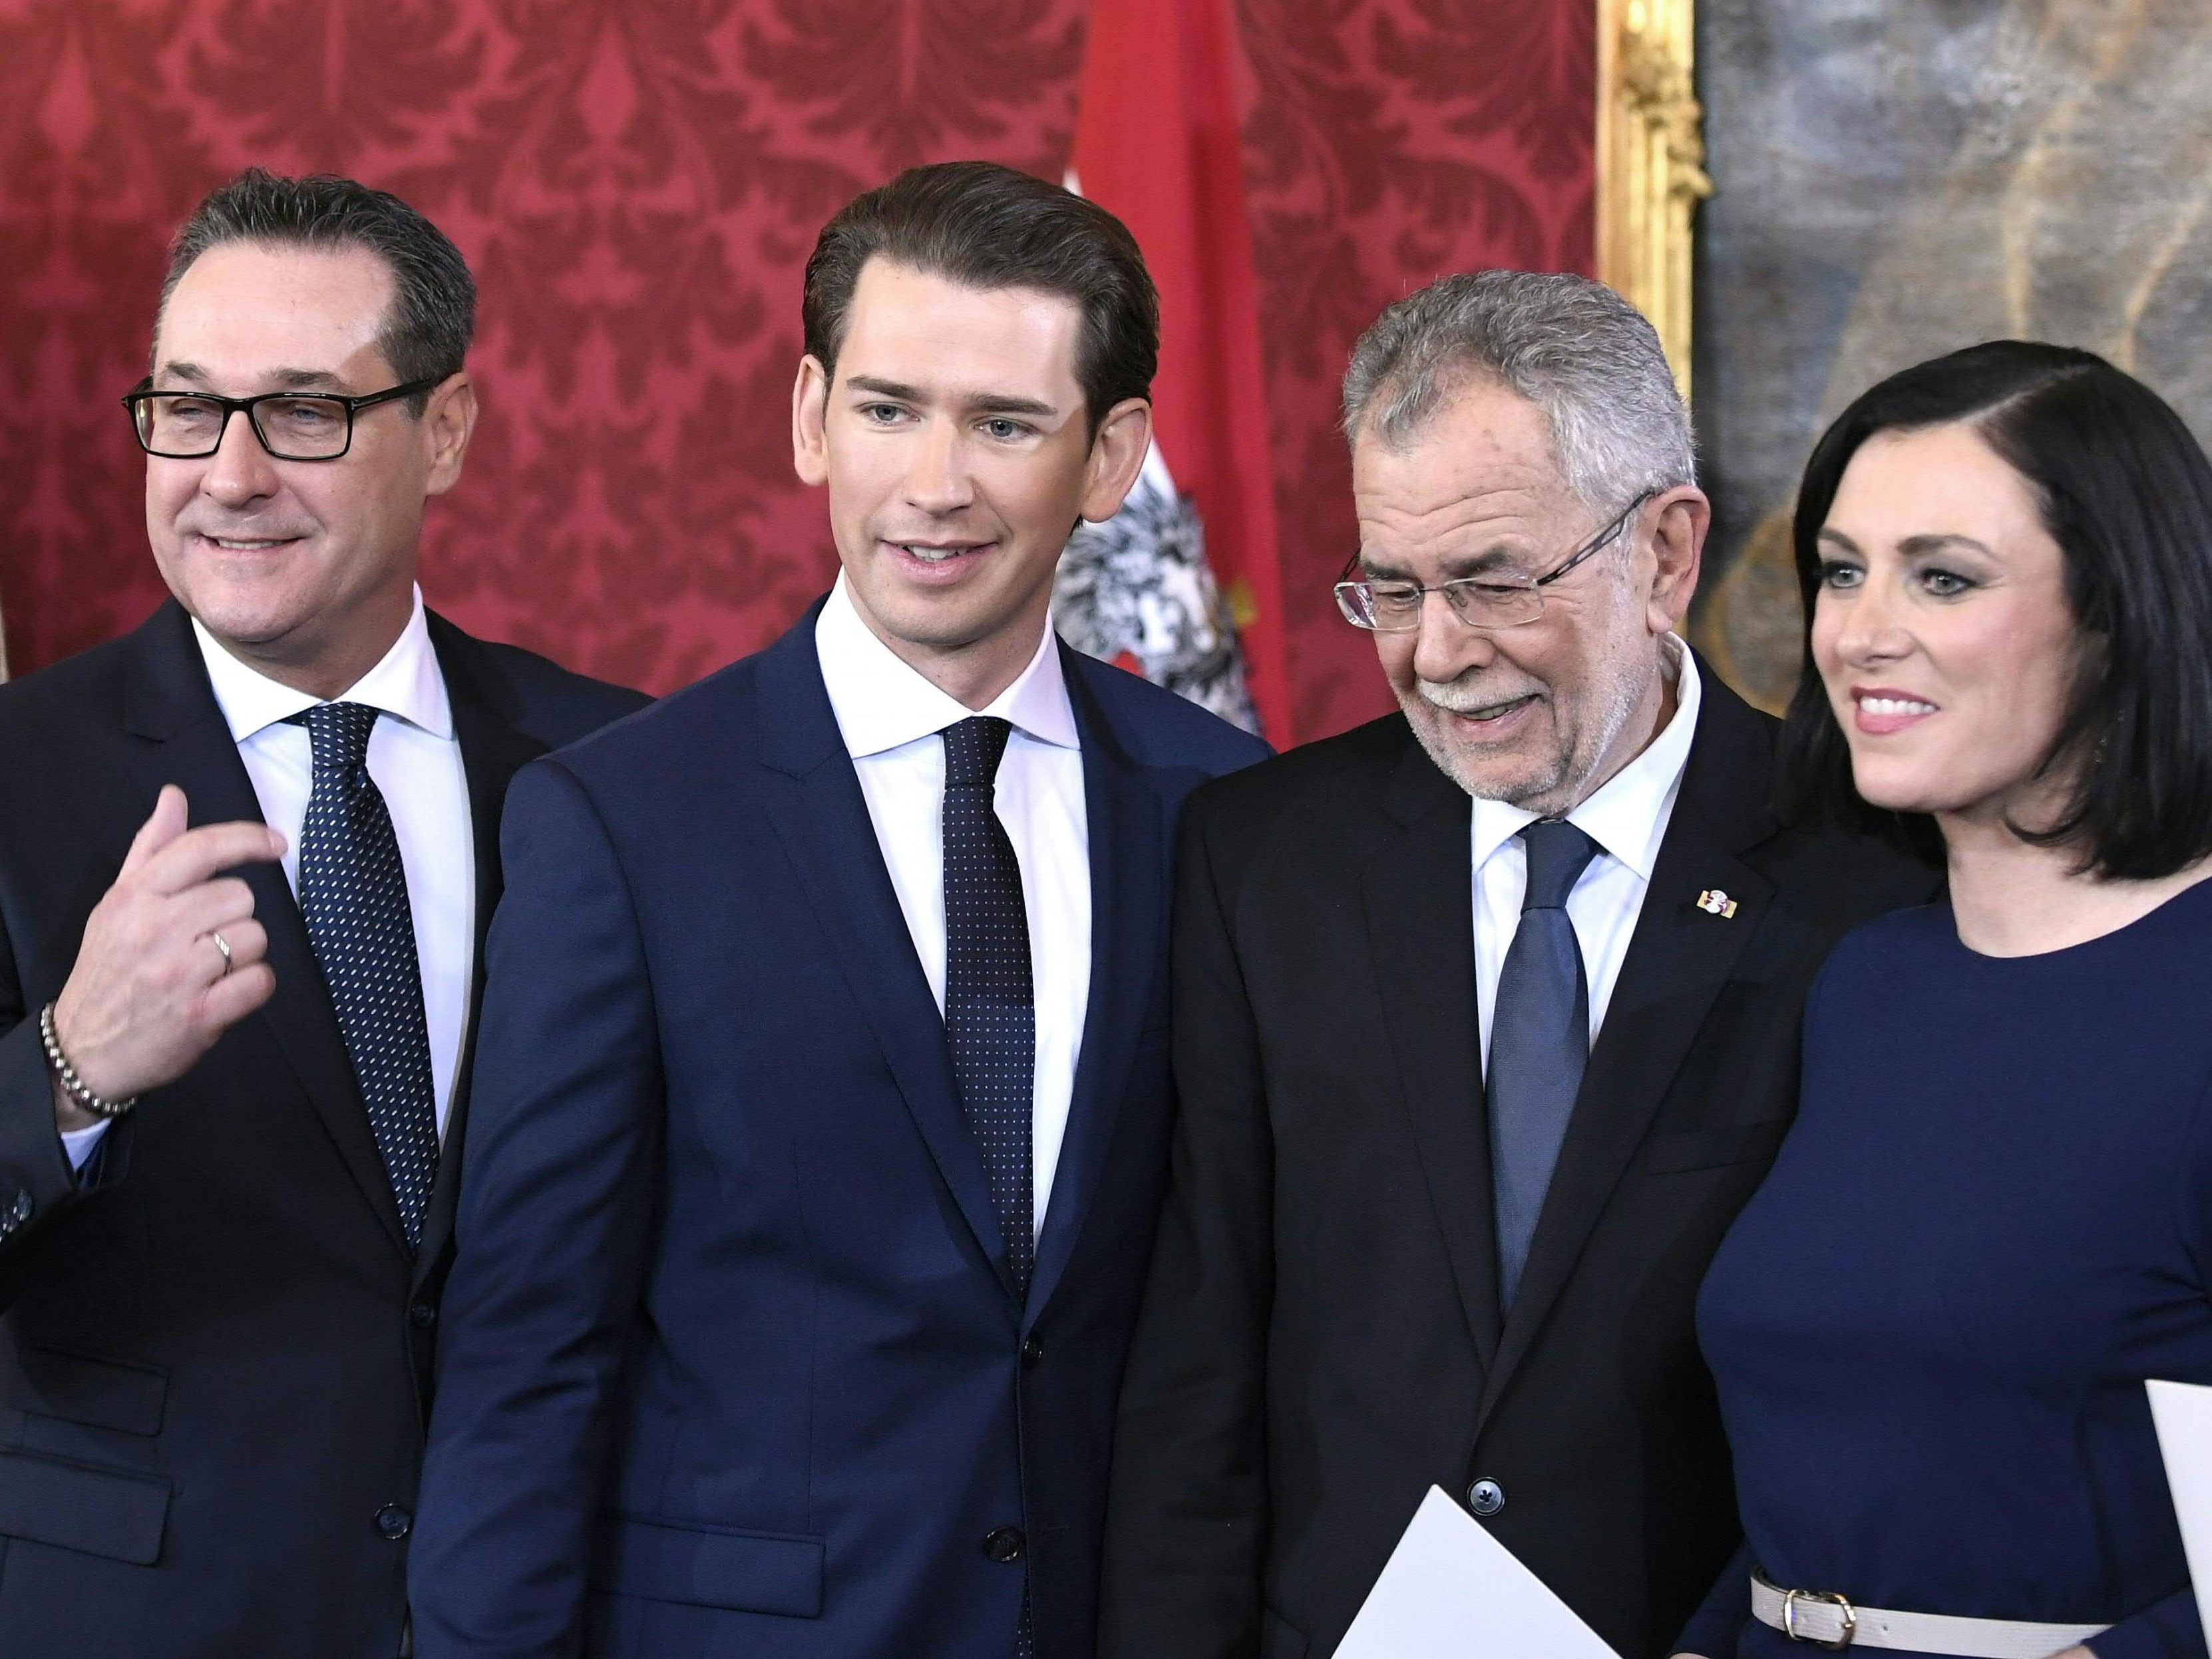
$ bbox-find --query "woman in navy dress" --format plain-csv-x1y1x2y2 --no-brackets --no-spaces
1676,342,2212,1659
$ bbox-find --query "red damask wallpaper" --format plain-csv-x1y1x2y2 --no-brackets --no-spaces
0,0,1590,742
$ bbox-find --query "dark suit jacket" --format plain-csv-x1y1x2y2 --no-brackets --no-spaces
1097,665,1939,1659
410,604,1268,1659
0,600,644,1659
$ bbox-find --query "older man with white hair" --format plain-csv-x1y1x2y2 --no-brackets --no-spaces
1097,271,1936,1659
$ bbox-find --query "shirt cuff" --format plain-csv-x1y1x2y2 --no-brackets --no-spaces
60,1119,111,1175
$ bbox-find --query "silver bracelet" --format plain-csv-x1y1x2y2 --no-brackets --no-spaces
39,1003,139,1120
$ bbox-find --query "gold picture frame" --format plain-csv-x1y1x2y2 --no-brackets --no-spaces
1595,0,1709,399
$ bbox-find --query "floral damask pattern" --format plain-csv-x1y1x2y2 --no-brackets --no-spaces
1240,0,1592,738
0,0,1588,737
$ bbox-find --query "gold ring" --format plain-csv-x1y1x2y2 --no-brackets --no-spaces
210,930,233,977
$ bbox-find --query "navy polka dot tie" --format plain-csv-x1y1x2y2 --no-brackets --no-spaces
941,717,1035,1296
942,717,1036,1659
289,703,439,1252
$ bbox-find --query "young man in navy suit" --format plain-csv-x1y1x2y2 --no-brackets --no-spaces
412,162,1270,1659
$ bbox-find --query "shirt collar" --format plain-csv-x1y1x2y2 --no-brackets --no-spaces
191,586,455,744
815,574,1080,759
1469,637,1702,883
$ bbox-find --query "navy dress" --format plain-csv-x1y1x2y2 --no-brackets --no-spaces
1681,880,2212,1659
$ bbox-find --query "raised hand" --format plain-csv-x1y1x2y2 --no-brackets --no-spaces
49,786,285,1128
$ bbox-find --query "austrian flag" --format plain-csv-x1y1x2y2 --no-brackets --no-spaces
1053,0,1288,741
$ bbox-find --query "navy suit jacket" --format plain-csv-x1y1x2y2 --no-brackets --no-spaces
0,601,644,1659
411,604,1268,1658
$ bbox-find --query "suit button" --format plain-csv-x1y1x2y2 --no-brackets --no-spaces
982,1525,1025,1563
409,1300,437,1328
1020,1334,1044,1370
375,1504,413,1541
1467,1479,1505,1517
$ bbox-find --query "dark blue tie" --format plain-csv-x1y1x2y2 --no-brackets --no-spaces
290,703,439,1251
942,717,1036,1659
942,716,1035,1294
1488,818,1599,1312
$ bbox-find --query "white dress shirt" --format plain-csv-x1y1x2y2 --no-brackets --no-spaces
1472,639,1700,1072
62,589,476,1174
815,576,1091,1236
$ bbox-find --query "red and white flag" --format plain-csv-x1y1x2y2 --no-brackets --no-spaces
1053,0,1288,740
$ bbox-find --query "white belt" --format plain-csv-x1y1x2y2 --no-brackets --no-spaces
1751,1571,2110,1656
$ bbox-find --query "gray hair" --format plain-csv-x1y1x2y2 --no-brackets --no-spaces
1342,270,1694,512
158,168,475,416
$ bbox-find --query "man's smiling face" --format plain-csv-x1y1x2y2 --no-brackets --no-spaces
1353,375,1681,815
145,240,466,675
793,257,1147,688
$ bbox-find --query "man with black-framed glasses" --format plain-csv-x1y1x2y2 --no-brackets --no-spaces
1100,271,1938,1659
0,169,642,1658
124,374,447,464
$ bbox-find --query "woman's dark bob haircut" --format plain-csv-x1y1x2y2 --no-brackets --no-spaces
1777,339,2212,880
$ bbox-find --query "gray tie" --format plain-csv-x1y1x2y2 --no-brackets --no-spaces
1488,819,1599,1312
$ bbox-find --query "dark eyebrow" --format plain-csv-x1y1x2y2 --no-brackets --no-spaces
1898,532,1994,559
1817,526,1994,560
846,375,924,402
266,367,350,391
844,375,1059,420
968,393,1057,419
153,363,351,393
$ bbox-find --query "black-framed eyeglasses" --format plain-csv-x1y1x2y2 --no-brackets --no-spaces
1335,490,1656,632
121,376,443,461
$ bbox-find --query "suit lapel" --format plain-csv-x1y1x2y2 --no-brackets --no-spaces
754,614,1015,1300
1025,651,1163,1328
122,604,411,1262
413,616,548,1288
1360,736,1503,1373
1477,673,1777,1425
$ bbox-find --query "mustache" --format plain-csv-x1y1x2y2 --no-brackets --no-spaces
1415,675,1546,716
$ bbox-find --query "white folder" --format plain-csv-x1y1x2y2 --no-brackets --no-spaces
2146,1379,2212,1649
1336,1485,1624,1658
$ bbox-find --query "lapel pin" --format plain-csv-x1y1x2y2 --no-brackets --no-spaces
1696,888,1738,919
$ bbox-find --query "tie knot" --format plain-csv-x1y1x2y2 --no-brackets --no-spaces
942,716,1014,789
1518,819,1598,912
291,701,382,773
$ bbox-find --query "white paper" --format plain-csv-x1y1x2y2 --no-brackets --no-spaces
1336,1485,1624,1658
2147,1380,2212,1652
